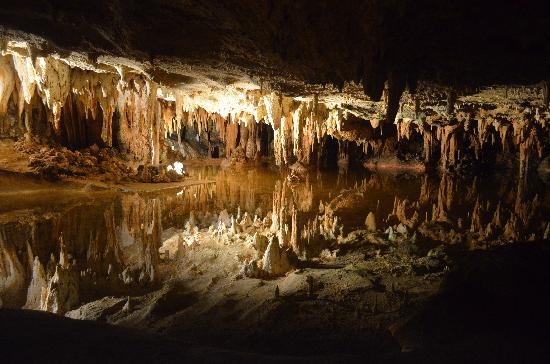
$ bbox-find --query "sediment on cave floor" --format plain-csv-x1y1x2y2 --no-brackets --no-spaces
1,2,550,362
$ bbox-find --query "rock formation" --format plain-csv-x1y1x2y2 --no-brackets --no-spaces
365,212,377,232
0,229,25,307
24,257,47,310
261,236,292,277
0,36,547,176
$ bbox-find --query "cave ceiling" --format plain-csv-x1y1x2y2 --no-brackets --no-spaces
2,1,548,104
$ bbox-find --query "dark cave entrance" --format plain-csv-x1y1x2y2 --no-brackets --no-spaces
321,136,339,169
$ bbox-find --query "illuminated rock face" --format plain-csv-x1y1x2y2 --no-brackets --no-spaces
0,35,548,176
0,47,547,175
261,236,291,277
0,47,349,168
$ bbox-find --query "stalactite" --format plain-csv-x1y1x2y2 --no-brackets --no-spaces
11,54,36,110
0,50,376,167
436,124,459,170
1,42,548,173
71,70,118,146
34,56,71,134
0,55,15,118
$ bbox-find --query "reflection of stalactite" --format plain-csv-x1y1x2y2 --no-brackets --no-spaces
433,174,455,223
121,195,162,283
270,178,312,254
392,198,420,229
24,256,47,310
0,228,26,307
358,170,547,245
41,263,79,314
104,205,123,271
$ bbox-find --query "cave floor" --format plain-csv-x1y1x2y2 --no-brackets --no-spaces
0,139,32,174
1,164,550,362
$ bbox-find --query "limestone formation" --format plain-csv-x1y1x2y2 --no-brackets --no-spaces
24,257,47,310
261,236,292,277
42,264,80,314
0,229,25,307
0,4,549,360
365,212,377,232
1,40,546,177
254,234,269,260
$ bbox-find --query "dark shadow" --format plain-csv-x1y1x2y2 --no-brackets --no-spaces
395,240,550,363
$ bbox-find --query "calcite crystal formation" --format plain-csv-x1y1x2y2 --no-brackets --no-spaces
0,36,548,176
0,37,549,172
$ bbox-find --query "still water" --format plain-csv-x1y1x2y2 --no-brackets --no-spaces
1,165,548,311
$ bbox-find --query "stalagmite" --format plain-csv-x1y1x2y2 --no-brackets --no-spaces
24,257,47,310
0,229,25,307
262,236,291,277
365,212,377,232
42,263,80,314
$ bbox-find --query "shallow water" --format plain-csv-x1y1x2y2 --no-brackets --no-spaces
1,166,548,310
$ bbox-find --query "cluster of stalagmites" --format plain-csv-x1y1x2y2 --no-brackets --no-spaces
240,234,294,278
157,182,299,279
0,235,86,314
360,174,548,247
0,194,163,313
157,169,341,277
170,209,296,278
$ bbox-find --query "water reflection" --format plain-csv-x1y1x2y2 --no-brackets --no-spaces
0,166,548,312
